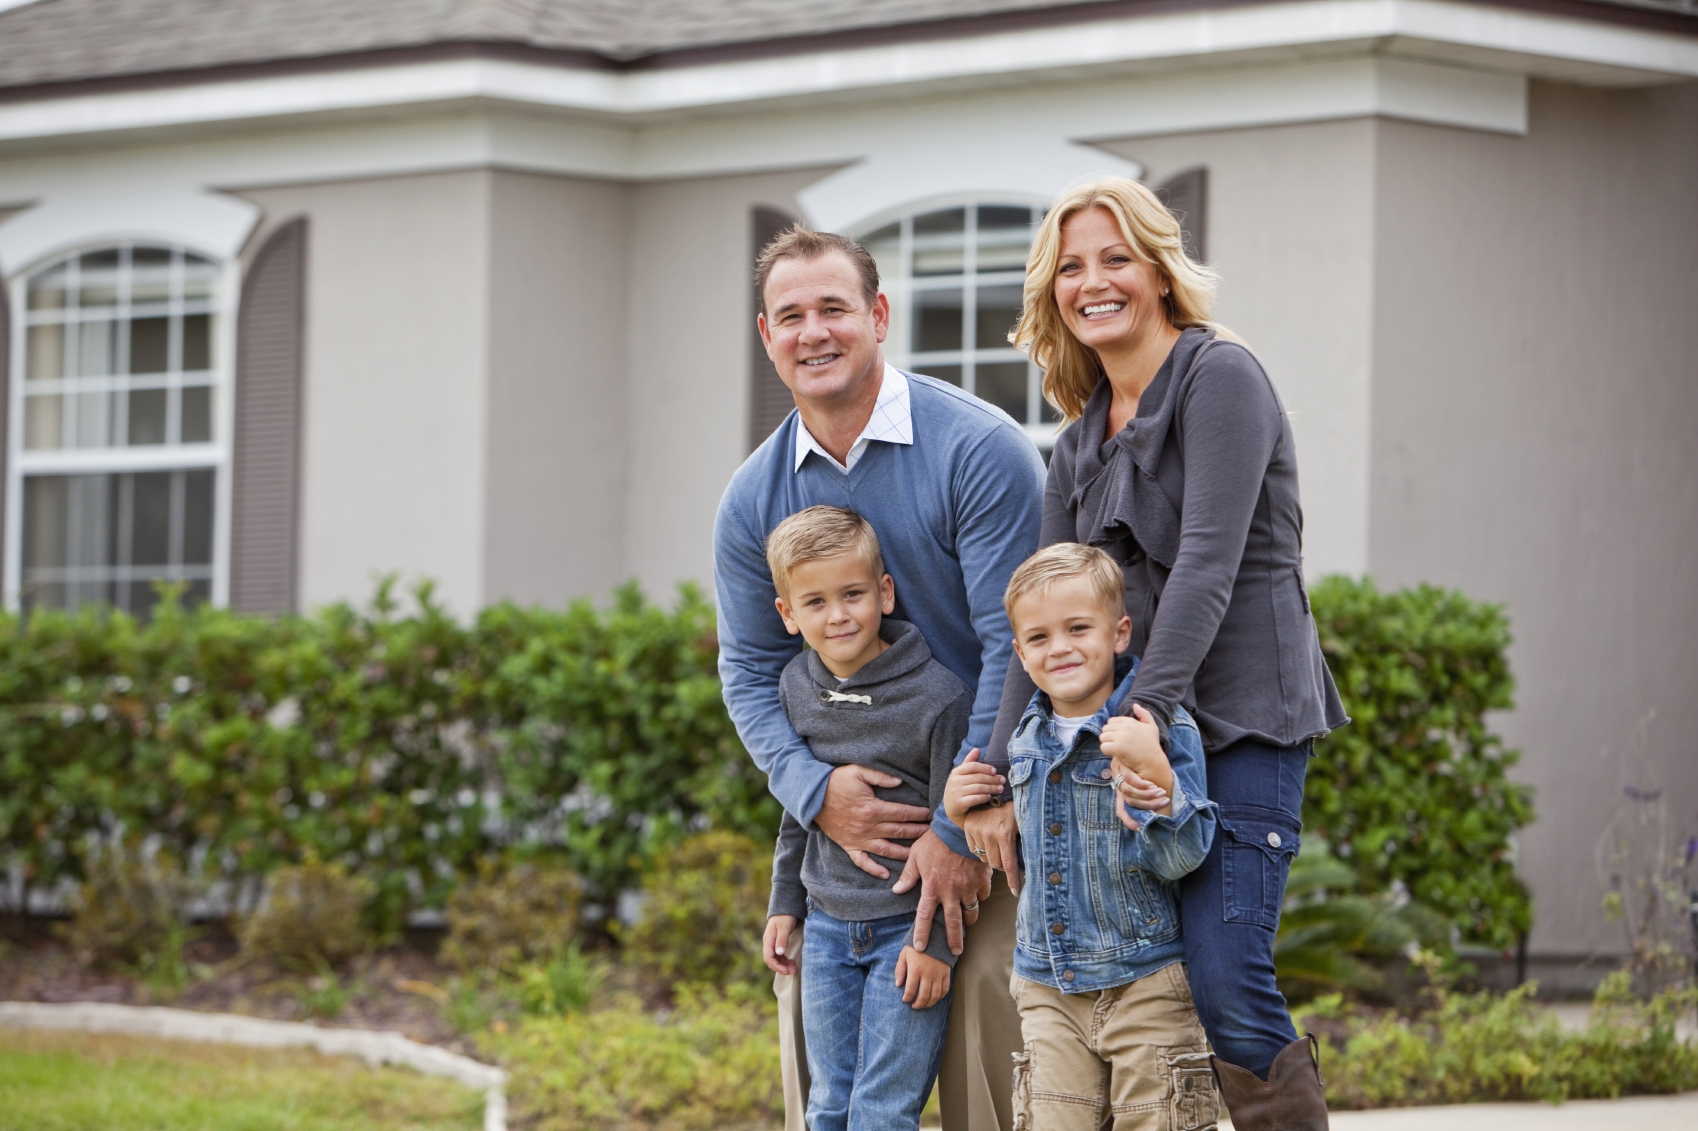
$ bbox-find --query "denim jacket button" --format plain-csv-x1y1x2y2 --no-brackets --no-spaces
1100,768,1112,780
1048,872,1061,885
1049,823,1063,835
1050,922,1065,935
1266,831,1282,848
1048,770,1062,784
1062,970,1075,982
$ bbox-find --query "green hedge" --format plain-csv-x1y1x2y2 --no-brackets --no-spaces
0,580,778,928
2,574,1532,946
1306,576,1534,948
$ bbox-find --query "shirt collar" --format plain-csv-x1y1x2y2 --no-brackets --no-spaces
793,364,913,473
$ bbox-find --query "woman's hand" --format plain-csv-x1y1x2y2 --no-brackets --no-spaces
943,749,1004,827
896,945,951,1009
763,915,799,976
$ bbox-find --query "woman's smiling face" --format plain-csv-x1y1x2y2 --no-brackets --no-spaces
1052,205,1171,354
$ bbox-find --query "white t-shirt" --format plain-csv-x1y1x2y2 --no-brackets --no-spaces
1052,713,1093,750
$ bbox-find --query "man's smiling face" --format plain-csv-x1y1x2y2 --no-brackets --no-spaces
759,250,889,409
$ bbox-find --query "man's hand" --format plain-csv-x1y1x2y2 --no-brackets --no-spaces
893,829,992,956
815,764,935,880
763,915,799,976
895,945,951,1009
961,803,1021,894
943,749,1004,826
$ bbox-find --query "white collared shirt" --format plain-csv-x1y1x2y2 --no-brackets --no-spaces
793,364,914,474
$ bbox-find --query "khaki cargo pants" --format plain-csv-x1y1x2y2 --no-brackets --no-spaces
1010,962,1218,1131
775,872,1024,1131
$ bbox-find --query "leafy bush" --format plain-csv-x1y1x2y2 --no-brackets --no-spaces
483,985,781,1131
239,859,374,970
1275,845,1449,1000
512,941,610,1018
442,860,581,975
621,832,772,992
62,842,190,978
1294,969,1698,1108
0,581,780,930
1308,577,1535,947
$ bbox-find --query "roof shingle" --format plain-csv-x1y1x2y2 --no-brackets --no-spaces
0,0,1690,94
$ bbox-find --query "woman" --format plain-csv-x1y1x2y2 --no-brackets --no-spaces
968,177,1348,1130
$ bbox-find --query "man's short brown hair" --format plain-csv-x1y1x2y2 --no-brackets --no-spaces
765,506,885,600
755,225,880,315
1004,543,1125,625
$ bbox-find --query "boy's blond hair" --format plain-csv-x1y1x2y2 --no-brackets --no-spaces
1004,542,1125,624
765,506,885,599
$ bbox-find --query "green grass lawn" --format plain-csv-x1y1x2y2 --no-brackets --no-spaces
0,1028,484,1131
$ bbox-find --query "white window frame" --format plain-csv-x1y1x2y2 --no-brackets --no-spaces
853,194,1061,450
4,240,239,611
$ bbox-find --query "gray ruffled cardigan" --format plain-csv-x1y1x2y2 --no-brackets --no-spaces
989,327,1347,765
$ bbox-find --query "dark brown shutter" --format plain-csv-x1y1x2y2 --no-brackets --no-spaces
1156,167,1208,263
748,206,798,451
0,273,9,569
230,217,306,614
0,273,9,567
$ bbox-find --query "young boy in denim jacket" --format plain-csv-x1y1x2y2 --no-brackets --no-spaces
759,506,972,1131
945,542,1220,1131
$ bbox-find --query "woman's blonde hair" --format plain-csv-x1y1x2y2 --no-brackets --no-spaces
1012,177,1236,422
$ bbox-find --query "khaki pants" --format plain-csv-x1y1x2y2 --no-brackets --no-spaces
776,873,1022,1131
1009,963,1217,1131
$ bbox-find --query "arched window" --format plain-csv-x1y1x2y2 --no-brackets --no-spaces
6,243,230,613
857,202,1058,444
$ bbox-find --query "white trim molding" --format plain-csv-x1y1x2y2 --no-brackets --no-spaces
0,189,258,278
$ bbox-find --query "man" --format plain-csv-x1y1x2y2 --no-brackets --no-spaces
714,225,1045,1131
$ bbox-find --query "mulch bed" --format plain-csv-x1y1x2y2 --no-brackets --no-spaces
0,914,478,1056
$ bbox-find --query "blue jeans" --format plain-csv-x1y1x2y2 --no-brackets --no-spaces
801,906,952,1131
1178,737,1311,1079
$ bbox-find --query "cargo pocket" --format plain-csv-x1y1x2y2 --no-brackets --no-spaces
1164,1050,1218,1131
1011,1046,1033,1131
1218,805,1300,928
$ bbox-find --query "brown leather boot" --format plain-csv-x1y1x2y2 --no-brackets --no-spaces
1210,1035,1329,1130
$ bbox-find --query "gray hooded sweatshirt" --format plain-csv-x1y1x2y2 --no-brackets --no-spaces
768,619,971,967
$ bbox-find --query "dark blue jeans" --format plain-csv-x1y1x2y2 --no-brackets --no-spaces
1178,736,1311,1079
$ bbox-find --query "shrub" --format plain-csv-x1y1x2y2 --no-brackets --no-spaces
0,581,779,932
1294,968,1698,1108
621,832,772,992
483,985,781,1131
1274,844,1449,1001
442,860,581,975
239,859,373,970
511,941,610,1018
1308,577,1535,948
62,842,189,977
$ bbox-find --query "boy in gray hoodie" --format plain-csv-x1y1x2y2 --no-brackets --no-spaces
759,505,973,1131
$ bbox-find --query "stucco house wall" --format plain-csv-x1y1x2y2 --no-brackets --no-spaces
1368,78,1698,960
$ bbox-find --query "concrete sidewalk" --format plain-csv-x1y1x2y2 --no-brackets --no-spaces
1217,1091,1698,1130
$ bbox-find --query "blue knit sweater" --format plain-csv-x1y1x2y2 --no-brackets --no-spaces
714,372,1046,854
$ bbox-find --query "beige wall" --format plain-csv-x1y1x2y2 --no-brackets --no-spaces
484,170,631,607
1368,80,1698,957
1096,120,1378,581
621,166,836,603
239,171,493,617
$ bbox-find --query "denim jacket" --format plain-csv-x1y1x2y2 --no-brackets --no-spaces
1011,657,1216,993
